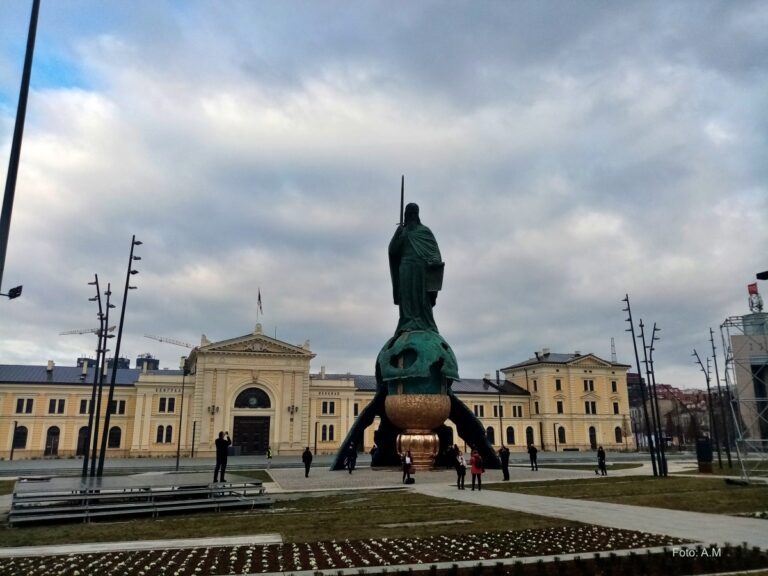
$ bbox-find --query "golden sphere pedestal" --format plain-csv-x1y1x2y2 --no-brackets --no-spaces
385,394,450,471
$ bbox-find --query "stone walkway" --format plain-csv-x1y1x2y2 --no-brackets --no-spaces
1,459,763,563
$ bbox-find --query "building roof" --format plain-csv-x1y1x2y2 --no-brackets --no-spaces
501,351,631,371
315,373,529,396
0,365,183,386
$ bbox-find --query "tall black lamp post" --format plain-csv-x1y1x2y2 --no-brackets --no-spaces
91,283,115,477
693,349,723,468
97,235,141,477
81,275,106,478
175,355,189,471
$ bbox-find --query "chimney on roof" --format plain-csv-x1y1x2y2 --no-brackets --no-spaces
46,360,54,372
542,347,550,356
534,351,540,360
320,366,326,379
574,350,581,356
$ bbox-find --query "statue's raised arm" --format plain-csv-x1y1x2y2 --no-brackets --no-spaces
388,203,444,334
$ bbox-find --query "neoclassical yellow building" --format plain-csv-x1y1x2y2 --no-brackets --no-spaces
0,327,633,460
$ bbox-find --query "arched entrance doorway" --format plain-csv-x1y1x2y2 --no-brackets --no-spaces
232,387,272,455
44,426,60,457
525,426,534,447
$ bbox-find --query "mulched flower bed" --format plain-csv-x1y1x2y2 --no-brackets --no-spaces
0,526,686,575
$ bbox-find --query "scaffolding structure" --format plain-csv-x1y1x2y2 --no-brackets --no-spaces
721,313,768,483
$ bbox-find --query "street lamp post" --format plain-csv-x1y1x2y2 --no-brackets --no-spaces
97,235,141,476
91,283,115,477
622,295,659,476
710,328,732,468
553,423,558,452
495,370,503,447
693,349,723,468
9,420,18,461
82,275,105,478
175,355,188,472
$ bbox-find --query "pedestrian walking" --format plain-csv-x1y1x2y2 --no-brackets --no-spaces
469,449,484,491
528,443,538,471
455,452,466,489
213,431,231,483
302,446,313,478
344,442,357,474
266,446,273,469
597,445,607,476
402,450,413,483
499,445,510,481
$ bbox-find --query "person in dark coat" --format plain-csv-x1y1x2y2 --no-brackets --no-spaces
402,450,413,483
214,431,231,483
344,443,357,474
499,445,510,480
455,452,466,489
302,447,313,477
597,445,607,476
527,443,538,471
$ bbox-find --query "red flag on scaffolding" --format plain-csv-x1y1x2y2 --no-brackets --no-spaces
748,283,759,295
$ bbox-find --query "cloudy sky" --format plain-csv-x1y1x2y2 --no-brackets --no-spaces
1,1,766,390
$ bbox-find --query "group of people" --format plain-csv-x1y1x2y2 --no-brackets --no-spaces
213,432,609,484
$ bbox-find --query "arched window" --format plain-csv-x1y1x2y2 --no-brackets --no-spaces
486,426,495,445
557,426,566,444
615,426,623,443
76,426,89,456
234,388,271,409
588,426,597,449
108,426,122,448
321,425,327,442
506,426,515,445
165,425,173,443
329,425,335,441
12,425,28,449
526,426,534,446
156,425,164,443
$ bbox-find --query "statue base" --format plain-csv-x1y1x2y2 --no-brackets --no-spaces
397,431,439,470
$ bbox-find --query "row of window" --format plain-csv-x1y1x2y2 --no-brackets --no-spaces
531,379,620,393
483,424,625,446
474,405,525,418
11,425,123,450
15,398,160,415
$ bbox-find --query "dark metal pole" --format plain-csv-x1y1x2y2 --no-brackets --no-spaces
639,320,663,475
0,0,40,291
710,328,733,468
646,323,667,476
90,283,114,476
622,295,658,476
314,420,318,455
693,349,722,468
553,422,557,452
82,275,104,478
175,356,188,471
496,370,503,445
98,236,141,476
191,421,197,458
9,420,18,461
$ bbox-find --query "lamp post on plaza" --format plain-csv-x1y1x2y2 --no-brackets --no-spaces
81,275,106,478
175,355,189,471
710,328,732,468
97,235,141,477
91,283,115,477
622,295,658,476
553,423,558,452
9,421,18,461
693,349,723,469
495,370,503,446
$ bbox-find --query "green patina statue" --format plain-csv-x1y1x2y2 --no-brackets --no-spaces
331,194,500,470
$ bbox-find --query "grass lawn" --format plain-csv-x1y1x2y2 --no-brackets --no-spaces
0,480,14,496
0,490,569,548
518,463,642,471
489,475,768,514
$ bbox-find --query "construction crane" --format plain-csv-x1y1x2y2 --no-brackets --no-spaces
144,334,194,349
60,326,116,336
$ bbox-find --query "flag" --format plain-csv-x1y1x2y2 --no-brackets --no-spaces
257,288,263,314
748,283,759,295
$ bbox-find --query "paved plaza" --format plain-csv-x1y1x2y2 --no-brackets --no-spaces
1,455,764,564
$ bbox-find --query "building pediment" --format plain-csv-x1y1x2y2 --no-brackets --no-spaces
202,334,314,357
567,354,612,369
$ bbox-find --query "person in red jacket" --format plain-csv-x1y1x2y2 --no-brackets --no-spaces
469,449,484,491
